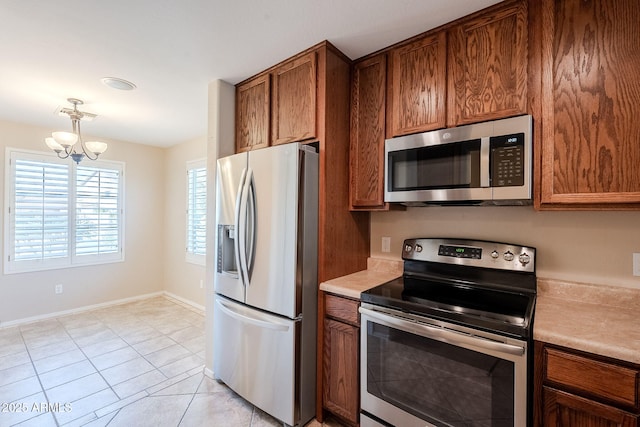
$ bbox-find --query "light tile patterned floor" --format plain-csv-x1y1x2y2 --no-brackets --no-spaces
0,296,342,427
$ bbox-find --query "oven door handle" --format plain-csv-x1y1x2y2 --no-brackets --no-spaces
360,306,525,357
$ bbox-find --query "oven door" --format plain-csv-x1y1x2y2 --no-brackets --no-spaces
360,304,528,427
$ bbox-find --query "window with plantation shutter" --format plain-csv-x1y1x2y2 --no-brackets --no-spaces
12,157,69,265
5,149,124,274
186,159,206,265
75,165,121,259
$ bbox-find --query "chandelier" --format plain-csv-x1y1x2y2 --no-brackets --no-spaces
45,98,108,164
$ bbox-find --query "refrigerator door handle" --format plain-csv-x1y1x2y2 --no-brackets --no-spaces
246,172,256,277
234,167,248,287
216,298,290,332
238,167,253,287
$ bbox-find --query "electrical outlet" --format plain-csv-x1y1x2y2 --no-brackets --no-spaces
382,237,391,253
55,284,63,294
633,253,640,277
199,279,204,289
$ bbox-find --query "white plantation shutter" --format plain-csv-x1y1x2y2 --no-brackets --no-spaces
186,159,206,264
5,149,124,274
75,166,121,258
12,157,69,263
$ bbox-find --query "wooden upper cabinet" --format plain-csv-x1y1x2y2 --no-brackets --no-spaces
447,0,528,126
236,74,270,153
350,54,388,210
387,32,447,137
272,52,317,145
538,0,640,207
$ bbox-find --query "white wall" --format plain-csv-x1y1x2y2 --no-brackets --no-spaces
204,80,236,375
371,206,640,289
163,135,207,307
0,119,166,325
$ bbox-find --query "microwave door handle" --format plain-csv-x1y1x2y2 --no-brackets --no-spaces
480,136,490,188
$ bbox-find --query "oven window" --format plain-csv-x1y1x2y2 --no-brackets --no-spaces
388,139,481,191
366,321,514,427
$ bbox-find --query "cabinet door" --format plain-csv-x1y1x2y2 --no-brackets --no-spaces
544,387,638,427
387,32,447,137
539,0,640,206
236,74,270,153
544,347,639,409
350,54,388,210
323,318,359,425
448,0,527,126
271,51,317,145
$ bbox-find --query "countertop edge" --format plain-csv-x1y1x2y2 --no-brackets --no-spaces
319,258,402,299
534,279,640,366
319,268,640,366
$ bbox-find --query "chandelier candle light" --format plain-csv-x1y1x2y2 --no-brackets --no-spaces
45,98,108,164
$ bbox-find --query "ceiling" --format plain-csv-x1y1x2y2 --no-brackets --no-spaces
0,0,501,148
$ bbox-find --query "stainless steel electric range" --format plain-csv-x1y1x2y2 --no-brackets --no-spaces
359,238,536,427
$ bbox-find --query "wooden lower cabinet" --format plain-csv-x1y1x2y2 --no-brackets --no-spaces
535,342,640,427
323,293,360,426
544,387,638,427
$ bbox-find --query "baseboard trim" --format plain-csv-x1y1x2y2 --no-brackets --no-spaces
203,367,215,380
1,292,205,329
163,292,205,313
0,291,165,329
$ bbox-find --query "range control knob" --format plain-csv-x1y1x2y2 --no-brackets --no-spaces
503,251,514,262
404,244,413,253
519,252,531,265
415,244,423,253
491,250,500,259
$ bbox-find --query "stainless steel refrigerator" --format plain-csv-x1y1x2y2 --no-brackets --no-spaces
213,143,318,427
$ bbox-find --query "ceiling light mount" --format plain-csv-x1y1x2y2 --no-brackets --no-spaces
45,98,108,164
101,77,137,91
57,98,96,121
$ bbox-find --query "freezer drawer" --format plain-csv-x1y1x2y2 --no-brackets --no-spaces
213,295,298,425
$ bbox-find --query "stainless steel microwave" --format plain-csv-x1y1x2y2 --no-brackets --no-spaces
384,115,532,206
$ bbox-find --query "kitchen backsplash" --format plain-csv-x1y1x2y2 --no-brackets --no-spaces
371,206,640,289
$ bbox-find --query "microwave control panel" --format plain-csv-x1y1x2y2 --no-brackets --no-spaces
490,133,524,187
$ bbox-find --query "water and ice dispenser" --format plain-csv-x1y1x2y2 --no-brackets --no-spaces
217,224,237,276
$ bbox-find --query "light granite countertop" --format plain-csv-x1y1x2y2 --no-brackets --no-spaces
320,260,640,366
534,279,640,365
319,258,402,299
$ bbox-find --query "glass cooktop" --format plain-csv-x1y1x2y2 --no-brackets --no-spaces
361,271,536,339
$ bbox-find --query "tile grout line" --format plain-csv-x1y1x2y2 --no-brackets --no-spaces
68,299,205,425
19,318,68,427
55,307,193,425
58,312,138,426
175,373,206,427
6,298,208,427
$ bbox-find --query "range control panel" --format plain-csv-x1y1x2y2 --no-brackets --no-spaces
438,245,483,259
403,238,535,273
